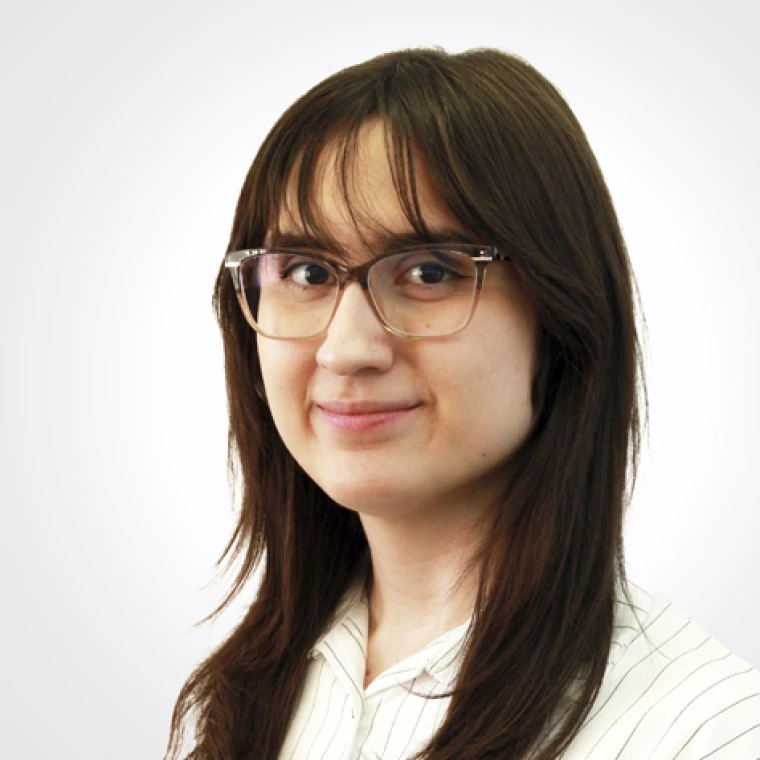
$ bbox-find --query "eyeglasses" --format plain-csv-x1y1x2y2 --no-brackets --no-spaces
224,244,508,339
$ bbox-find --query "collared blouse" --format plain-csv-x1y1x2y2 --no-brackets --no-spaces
278,569,760,760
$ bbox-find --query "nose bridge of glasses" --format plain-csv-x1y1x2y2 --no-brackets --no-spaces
329,263,386,332
337,259,374,290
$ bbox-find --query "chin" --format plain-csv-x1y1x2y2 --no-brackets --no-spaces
319,479,417,518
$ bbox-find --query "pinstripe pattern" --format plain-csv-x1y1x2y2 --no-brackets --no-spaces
278,577,760,759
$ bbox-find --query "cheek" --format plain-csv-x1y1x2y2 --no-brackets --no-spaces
257,341,312,426
422,339,533,437
435,313,535,396
437,322,535,447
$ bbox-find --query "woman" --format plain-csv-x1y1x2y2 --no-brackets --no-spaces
165,48,760,759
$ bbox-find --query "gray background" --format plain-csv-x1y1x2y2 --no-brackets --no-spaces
1,1,758,758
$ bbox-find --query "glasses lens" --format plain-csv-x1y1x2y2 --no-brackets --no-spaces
239,253,339,338
368,250,478,336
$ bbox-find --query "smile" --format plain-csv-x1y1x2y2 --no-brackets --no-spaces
315,404,421,433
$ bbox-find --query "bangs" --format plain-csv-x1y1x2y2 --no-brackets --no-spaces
262,118,449,263
233,47,556,266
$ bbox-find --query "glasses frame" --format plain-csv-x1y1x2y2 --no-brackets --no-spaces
224,243,509,339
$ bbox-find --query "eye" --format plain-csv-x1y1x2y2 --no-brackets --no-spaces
394,250,470,286
404,261,455,285
280,258,335,287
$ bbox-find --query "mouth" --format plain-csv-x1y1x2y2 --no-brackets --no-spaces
315,402,421,433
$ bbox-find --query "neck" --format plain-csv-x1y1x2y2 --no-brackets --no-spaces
360,509,483,639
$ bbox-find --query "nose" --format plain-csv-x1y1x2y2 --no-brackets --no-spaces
315,282,394,376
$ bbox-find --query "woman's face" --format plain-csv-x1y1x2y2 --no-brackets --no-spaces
257,122,538,523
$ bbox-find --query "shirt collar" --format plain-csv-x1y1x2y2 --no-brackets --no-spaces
308,553,473,689
307,563,650,693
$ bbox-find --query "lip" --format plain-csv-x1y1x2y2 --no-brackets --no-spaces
315,400,421,432
316,400,420,414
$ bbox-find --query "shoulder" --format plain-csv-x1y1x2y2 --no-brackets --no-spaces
564,582,760,759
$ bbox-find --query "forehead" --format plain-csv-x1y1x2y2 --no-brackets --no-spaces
269,119,467,256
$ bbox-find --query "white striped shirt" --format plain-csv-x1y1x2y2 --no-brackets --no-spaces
279,571,760,759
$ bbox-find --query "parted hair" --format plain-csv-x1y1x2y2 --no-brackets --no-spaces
164,46,647,760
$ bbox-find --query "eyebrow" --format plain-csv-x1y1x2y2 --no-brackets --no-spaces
266,228,479,252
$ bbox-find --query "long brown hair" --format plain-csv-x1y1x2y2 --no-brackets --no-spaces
164,47,647,760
